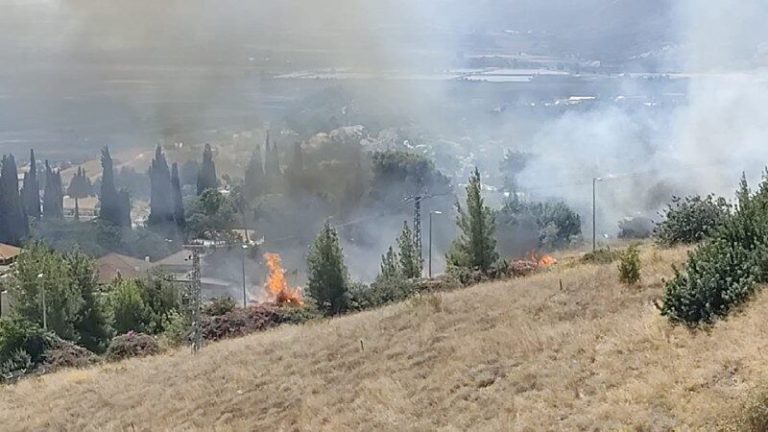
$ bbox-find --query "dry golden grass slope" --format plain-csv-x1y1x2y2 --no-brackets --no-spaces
3,245,768,431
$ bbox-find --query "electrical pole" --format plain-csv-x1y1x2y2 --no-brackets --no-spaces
592,177,597,252
413,195,423,270
428,211,443,278
241,245,248,308
186,246,203,354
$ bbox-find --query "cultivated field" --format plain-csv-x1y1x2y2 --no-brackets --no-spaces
2,245,766,431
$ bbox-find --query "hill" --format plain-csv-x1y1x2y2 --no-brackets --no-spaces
2,245,766,430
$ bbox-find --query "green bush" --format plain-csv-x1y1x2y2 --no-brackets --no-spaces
661,175,768,325
347,279,417,311
0,318,54,380
654,194,731,246
618,245,641,285
159,310,190,348
105,332,160,361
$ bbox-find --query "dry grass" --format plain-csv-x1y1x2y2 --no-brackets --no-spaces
2,245,767,431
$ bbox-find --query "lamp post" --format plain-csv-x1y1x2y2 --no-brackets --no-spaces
241,244,249,308
38,273,46,330
428,211,443,278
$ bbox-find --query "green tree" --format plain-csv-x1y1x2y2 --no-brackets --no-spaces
108,279,151,335
397,221,421,279
67,167,93,199
42,160,64,220
9,243,83,341
20,149,41,220
186,189,238,240
65,251,112,352
377,245,401,283
0,154,29,245
243,144,264,200
447,167,498,273
196,143,219,195
307,223,349,315
98,147,123,226
171,163,186,232
147,145,175,230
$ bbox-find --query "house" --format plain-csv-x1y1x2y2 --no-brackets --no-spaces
96,253,151,284
0,243,22,266
62,196,99,221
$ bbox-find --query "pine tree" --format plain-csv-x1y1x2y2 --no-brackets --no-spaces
98,146,123,226
398,221,422,279
307,222,349,315
243,144,264,200
171,163,185,231
196,143,218,195
376,245,401,283
20,149,40,219
447,167,498,273
148,145,175,228
0,154,29,245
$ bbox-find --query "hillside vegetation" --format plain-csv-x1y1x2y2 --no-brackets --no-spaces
2,245,766,431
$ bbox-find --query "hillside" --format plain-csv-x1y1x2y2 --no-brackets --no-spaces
2,245,766,431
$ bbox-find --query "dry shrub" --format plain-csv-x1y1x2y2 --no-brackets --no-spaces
201,304,318,342
105,332,160,362
41,339,99,371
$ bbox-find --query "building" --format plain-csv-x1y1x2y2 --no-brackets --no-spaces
95,253,152,285
0,243,22,266
0,243,22,318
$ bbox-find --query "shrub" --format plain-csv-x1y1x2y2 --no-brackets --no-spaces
347,279,417,311
618,245,641,285
497,197,582,254
654,194,731,245
159,310,190,348
661,175,768,325
201,305,303,341
661,239,760,325
41,339,98,371
581,248,621,264
203,296,236,317
105,332,160,361
0,318,50,366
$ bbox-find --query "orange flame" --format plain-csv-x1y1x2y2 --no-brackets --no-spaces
263,253,303,305
527,251,558,269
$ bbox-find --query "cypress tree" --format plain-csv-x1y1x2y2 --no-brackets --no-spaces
307,222,349,315
148,145,174,228
0,154,29,245
98,146,122,226
285,142,305,196
243,144,264,200
264,131,281,181
118,189,131,228
67,167,92,199
447,167,498,273
171,163,185,231
20,149,41,219
42,160,64,220
196,143,218,195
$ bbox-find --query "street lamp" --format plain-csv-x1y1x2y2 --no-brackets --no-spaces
37,273,46,330
429,211,443,278
241,244,249,308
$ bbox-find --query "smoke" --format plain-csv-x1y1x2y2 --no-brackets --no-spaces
3,0,768,277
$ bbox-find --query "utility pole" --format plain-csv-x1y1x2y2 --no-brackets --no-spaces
38,273,46,331
241,244,248,308
413,195,423,269
592,177,597,252
185,246,203,354
428,211,443,278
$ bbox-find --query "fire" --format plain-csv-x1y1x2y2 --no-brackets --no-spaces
263,253,303,305
537,255,557,268
527,251,558,269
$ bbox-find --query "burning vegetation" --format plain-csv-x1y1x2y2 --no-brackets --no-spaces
264,253,304,305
